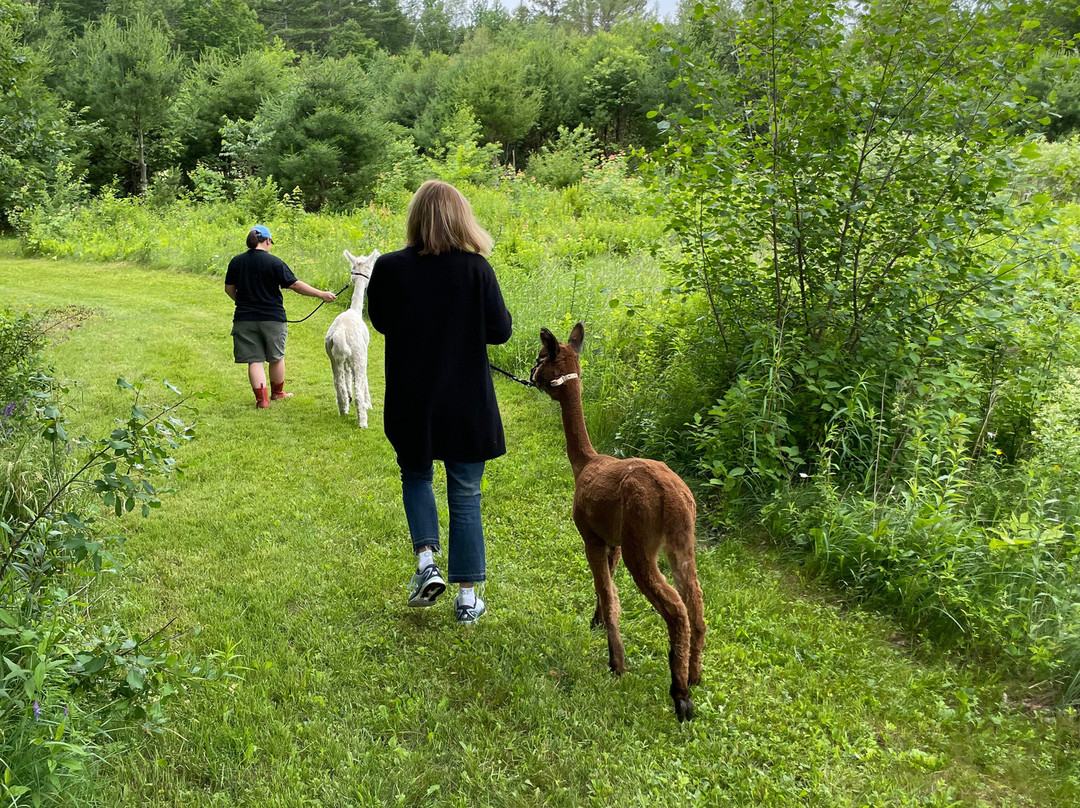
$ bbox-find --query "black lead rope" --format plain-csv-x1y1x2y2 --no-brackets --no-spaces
490,363,536,389
285,271,369,324
285,283,349,324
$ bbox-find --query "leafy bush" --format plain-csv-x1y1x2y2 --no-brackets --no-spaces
371,134,427,207
233,175,285,222
8,163,90,256
0,312,50,423
1020,135,1080,202
578,151,644,211
526,125,601,189
0,310,236,804
651,0,1072,477
428,104,501,187
187,163,233,204
641,0,1080,700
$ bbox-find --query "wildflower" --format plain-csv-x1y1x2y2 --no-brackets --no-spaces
63,704,69,718
799,472,809,478
2,402,14,417
33,701,40,721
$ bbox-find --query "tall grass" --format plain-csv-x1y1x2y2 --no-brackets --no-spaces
16,176,1080,705
752,355,1080,704
16,169,670,451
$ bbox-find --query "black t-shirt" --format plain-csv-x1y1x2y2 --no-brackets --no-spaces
224,249,299,322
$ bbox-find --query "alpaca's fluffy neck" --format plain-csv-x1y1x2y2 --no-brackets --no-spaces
349,281,368,313
557,380,599,478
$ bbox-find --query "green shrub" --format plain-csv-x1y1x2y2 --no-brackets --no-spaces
526,125,601,189
0,312,49,423
8,162,89,257
1021,135,1080,202
371,135,426,207
428,104,501,187
146,168,184,209
0,310,237,803
188,163,233,204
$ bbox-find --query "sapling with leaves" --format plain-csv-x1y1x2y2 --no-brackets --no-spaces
0,355,238,802
3,377,205,579
651,0,1077,490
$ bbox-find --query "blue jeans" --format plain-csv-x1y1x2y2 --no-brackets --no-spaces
400,460,486,584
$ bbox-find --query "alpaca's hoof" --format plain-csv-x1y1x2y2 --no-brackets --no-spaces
674,697,694,722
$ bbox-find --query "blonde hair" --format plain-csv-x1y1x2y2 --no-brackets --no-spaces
405,180,493,256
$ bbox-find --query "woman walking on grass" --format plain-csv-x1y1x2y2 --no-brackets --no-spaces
367,180,513,624
225,225,337,408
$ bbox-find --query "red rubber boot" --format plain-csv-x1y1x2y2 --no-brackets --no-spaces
253,385,270,409
270,381,293,400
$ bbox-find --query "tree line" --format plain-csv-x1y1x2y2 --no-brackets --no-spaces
2,0,1078,222
0,0,688,219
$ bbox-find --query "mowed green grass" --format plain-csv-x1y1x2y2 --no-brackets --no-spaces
0,243,1076,807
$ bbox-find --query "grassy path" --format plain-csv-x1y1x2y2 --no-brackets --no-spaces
0,244,1076,807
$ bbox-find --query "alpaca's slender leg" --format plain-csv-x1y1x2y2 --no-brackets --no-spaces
591,546,622,629
621,542,694,721
667,539,706,687
331,358,349,415
357,349,372,410
351,358,367,428
581,531,625,675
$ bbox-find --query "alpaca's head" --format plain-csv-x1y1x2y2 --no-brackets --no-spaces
531,322,585,398
343,249,379,285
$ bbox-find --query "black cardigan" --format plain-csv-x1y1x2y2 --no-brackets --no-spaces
367,246,513,471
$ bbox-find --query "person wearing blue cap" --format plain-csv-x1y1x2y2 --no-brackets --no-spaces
225,225,337,408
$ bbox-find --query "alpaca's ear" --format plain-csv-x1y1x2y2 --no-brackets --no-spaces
540,328,560,359
568,322,585,355
368,249,380,261
343,250,355,262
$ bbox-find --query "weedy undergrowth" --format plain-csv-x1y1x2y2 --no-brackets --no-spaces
0,308,239,805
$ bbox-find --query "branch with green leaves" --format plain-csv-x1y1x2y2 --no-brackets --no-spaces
1,378,210,578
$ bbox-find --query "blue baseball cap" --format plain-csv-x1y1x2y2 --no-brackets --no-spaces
252,224,273,241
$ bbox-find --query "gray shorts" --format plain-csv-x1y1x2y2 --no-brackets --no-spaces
232,320,288,364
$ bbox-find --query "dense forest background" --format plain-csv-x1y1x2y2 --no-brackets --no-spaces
2,0,1077,218
1,0,701,215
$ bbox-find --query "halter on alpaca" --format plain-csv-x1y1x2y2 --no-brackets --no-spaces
547,372,579,387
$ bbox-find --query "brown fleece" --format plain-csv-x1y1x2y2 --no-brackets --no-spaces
532,323,706,721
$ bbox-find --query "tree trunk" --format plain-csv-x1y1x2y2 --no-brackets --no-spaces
137,126,148,196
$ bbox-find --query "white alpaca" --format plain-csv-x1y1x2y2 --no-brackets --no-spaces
326,249,379,427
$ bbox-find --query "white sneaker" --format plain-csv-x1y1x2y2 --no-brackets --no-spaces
454,592,486,624
407,564,446,607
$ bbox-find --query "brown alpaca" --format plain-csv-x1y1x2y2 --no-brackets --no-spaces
531,322,705,721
